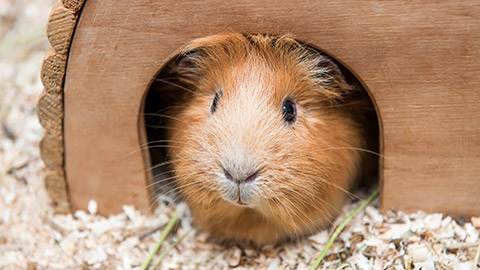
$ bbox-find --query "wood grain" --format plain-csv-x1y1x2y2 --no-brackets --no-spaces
37,92,63,137
46,2,76,55
61,0,479,216
62,0,85,13
41,50,66,94
38,0,84,213
40,133,64,170
44,171,70,213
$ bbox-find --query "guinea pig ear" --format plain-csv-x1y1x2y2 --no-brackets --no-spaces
172,49,203,76
312,53,348,86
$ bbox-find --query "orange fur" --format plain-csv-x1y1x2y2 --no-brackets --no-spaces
165,33,372,245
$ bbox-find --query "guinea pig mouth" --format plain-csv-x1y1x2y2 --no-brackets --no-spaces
235,192,247,206
222,182,257,207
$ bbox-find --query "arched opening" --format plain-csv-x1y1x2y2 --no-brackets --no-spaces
141,34,380,206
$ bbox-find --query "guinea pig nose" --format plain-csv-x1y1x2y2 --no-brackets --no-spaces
224,169,234,182
223,169,258,184
244,171,258,183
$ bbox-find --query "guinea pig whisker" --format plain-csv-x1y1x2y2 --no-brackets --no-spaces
296,192,339,224
143,113,191,127
148,172,201,193
118,144,182,162
272,185,321,233
151,181,204,207
143,139,185,145
145,104,185,115
154,189,186,206
269,174,344,220
268,192,303,243
292,169,373,211
119,172,197,207
145,125,190,132
301,187,353,218
141,144,183,151
133,164,190,189
270,191,318,242
179,184,216,207
266,197,281,242
282,195,334,238
277,180,319,206
158,181,215,207
287,199,319,241
148,157,185,169
263,189,297,222
137,144,183,155
255,191,292,241
153,76,186,82
290,169,361,201
172,152,203,164
137,139,185,151
148,171,193,187
145,159,180,173
153,78,196,94
161,180,205,198
317,146,392,163
321,100,368,108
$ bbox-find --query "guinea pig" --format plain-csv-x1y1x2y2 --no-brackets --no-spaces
151,33,377,245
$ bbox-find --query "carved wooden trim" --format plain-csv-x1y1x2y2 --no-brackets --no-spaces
38,0,85,213
62,0,86,13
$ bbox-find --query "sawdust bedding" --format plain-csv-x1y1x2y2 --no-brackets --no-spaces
0,0,479,269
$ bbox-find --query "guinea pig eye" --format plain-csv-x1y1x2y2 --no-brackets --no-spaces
210,90,221,115
282,98,297,124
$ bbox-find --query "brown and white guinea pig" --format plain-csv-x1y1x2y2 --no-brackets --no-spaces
153,33,377,245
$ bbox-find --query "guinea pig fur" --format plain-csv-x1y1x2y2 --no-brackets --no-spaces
162,33,376,245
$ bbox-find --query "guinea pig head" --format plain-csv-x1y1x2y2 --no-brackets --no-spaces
166,34,367,245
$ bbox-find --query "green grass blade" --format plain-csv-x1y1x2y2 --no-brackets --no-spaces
140,210,181,270
309,188,380,270
151,228,194,269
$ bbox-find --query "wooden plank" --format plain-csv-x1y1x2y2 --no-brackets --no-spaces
64,0,480,216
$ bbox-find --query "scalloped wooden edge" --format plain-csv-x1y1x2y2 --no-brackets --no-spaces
38,0,85,213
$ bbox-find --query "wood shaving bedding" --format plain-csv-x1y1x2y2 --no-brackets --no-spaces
0,0,478,269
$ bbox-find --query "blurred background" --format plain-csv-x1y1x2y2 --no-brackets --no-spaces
0,0,60,267
0,0,55,169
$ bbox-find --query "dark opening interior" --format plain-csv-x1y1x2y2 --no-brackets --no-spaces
142,37,380,204
142,60,187,203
